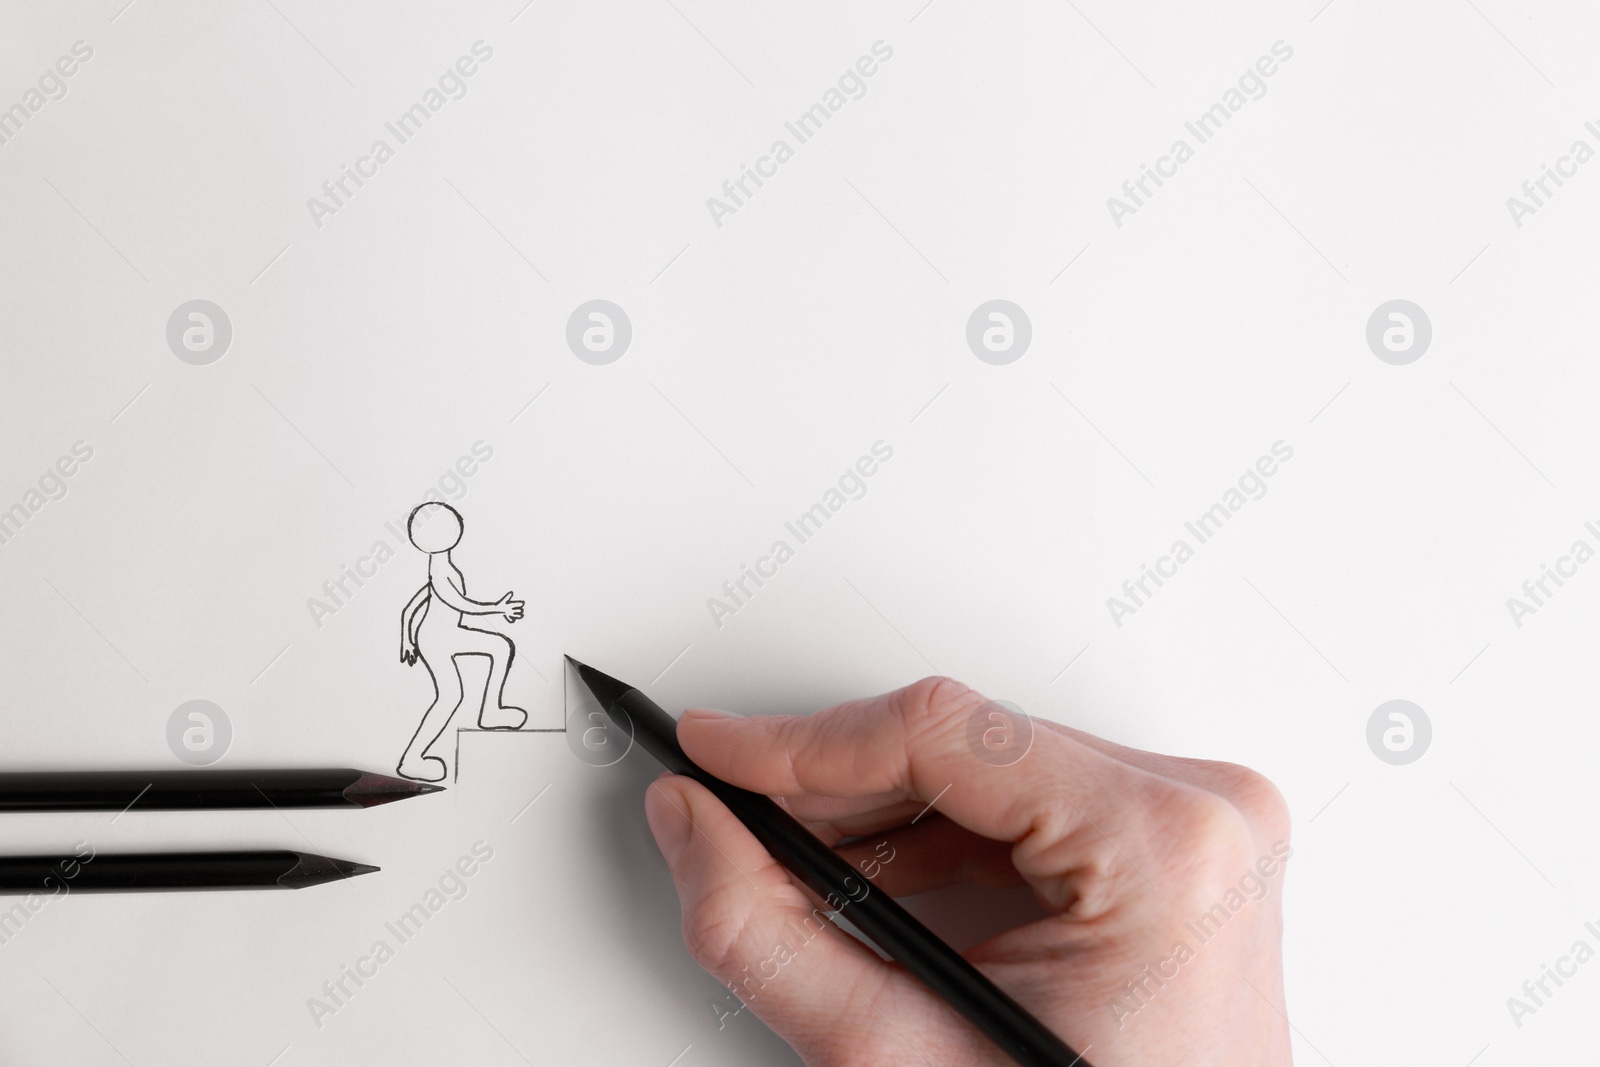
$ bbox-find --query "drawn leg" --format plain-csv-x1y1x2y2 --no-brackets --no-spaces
396,653,466,782
458,625,527,730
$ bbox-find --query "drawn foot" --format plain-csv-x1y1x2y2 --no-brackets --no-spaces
479,705,527,730
397,754,447,783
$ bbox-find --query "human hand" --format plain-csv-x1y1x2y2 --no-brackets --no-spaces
496,592,524,623
643,677,1292,1066
400,636,419,666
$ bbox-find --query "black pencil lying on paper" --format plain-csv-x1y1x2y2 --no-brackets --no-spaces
567,656,1092,1067
0,768,440,813
0,851,378,893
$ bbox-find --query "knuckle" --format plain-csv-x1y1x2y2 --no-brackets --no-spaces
679,893,756,978
891,676,984,734
1200,760,1292,844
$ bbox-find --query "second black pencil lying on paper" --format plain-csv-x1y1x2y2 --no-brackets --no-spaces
0,768,441,813
0,851,378,892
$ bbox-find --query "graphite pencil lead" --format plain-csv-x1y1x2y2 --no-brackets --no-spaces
343,770,445,807
279,852,381,889
569,659,635,710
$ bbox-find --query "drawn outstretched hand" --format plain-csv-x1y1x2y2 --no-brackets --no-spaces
644,677,1293,1066
497,592,525,623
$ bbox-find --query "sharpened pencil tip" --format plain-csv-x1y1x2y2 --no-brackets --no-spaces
280,852,381,889
345,770,446,806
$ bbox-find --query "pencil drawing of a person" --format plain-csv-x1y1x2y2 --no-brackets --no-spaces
397,502,527,782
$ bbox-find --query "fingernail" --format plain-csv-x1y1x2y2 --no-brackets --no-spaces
645,782,693,865
681,708,738,722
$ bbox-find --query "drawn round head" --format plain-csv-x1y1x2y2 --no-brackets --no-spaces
408,502,463,553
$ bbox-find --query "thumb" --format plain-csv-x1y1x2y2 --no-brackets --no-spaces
643,775,900,1055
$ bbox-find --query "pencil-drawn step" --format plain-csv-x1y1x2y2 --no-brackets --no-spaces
450,725,566,783
397,502,539,783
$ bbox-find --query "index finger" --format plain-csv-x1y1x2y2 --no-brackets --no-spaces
678,676,1164,849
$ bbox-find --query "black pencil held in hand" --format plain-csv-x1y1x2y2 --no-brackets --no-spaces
567,656,1092,1067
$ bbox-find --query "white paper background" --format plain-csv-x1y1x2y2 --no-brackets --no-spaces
1,0,1597,1063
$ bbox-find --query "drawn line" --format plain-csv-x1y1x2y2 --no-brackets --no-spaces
1062,0,1154,88
1242,576,1348,682
843,577,939,674
510,0,539,22
262,0,356,87
664,1044,692,1067
43,177,149,283
1463,1043,1490,1067
264,1044,292,1067
911,783,951,824
1050,383,1155,488
1307,781,1349,824
1049,642,1091,685
40,575,149,683
842,176,948,283
661,0,755,88
1308,381,1350,424
251,243,292,285
43,979,135,1066
110,0,139,23
650,243,691,284
909,382,950,423
1308,0,1338,22
1242,177,1349,284
511,783,552,822
909,0,936,21
443,177,549,281
110,382,151,424
251,383,359,489
444,976,536,1065
650,382,756,488
1449,643,1489,685
1450,383,1556,489
251,643,292,685
652,643,692,685
1450,782,1556,888
1449,242,1490,285
1049,242,1092,284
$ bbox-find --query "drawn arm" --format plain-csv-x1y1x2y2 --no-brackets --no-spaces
429,569,525,622
399,585,429,665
